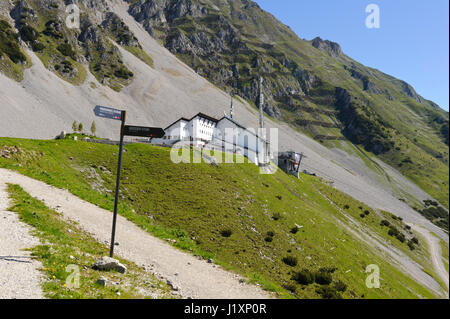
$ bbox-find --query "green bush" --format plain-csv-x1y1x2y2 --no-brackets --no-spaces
318,266,337,273
0,20,27,64
272,213,282,221
19,24,39,42
282,256,298,267
314,271,332,285
395,233,406,243
292,269,314,285
316,286,342,299
380,220,390,227
57,43,76,60
283,284,297,293
31,41,45,52
290,226,299,234
220,229,232,238
388,226,399,237
114,67,134,80
333,280,347,292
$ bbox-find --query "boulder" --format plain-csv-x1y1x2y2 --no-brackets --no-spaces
92,256,127,273
96,276,110,287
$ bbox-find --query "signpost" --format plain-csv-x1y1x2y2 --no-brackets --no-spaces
94,105,124,121
123,125,165,138
94,105,165,258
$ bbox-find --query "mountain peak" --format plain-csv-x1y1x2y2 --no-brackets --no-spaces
311,37,343,58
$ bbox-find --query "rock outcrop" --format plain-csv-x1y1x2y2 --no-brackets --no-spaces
311,37,343,58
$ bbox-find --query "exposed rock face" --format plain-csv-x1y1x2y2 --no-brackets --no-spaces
335,87,394,155
125,0,323,120
345,67,381,94
102,12,140,47
5,0,141,91
311,37,343,58
401,81,423,103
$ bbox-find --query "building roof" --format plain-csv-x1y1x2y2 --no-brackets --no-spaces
165,117,190,130
218,116,269,143
165,113,220,130
193,112,220,123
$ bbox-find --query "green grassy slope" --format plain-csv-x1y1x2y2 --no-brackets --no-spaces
0,137,443,299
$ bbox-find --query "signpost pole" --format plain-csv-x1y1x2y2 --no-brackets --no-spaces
110,110,126,258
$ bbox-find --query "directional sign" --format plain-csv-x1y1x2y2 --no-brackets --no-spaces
94,105,124,121
123,125,165,138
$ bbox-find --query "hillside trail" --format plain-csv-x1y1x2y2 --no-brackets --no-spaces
0,181,44,299
0,168,270,299
410,225,449,294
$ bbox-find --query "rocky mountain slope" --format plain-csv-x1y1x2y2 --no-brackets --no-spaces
0,0,448,233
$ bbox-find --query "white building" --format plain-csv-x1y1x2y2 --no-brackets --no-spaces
155,113,219,147
153,112,270,166
213,116,270,165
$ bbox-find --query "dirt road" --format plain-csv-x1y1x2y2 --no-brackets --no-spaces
411,225,449,294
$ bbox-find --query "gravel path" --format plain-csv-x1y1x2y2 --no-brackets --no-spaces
0,181,44,299
411,225,449,295
0,169,270,299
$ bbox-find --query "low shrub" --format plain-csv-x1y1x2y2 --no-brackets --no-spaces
318,267,337,274
314,271,332,285
220,229,232,238
0,20,27,64
292,269,314,285
20,24,39,42
57,43,76,60
282,256,298,267
333,280,347,292
316,286,342,299
388,226,399,237
114,67,134,79
290,226,299,234
283,284,297,293
272,213,282,221
395,233,406,243
380,220,390,227
31,41,45,52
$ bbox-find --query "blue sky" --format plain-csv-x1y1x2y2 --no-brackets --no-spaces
254,0,449,111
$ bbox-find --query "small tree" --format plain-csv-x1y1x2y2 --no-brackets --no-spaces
78,122,83,133
91,121,97,136
72,121,78,132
